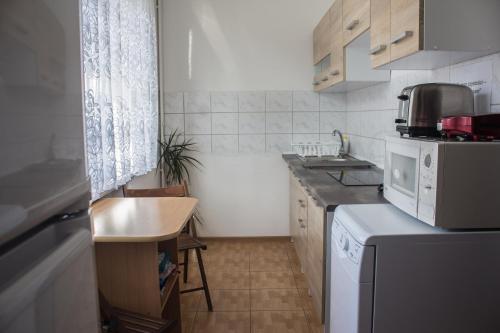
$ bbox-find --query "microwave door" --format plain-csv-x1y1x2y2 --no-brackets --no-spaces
384,140,421,217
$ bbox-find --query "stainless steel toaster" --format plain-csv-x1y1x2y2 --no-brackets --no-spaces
395,83,474,137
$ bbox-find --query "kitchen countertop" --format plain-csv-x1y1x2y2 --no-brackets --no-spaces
283,154,387,211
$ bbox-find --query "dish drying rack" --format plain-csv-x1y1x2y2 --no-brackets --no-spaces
292,141,342,160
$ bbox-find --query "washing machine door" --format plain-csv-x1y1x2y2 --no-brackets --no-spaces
330,218,375,333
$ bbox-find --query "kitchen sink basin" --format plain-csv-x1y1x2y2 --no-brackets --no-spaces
302,158,374,169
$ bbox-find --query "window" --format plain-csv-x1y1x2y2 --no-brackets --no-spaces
81,0,159,199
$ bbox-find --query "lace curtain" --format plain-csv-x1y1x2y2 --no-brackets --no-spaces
81,0,159,199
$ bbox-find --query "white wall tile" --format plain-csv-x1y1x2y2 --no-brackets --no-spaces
266,112,292,134
184,92,211,113
185,113,211,135
450,60,493,114
212,113,238,134
239,112,266,134
319,93,346,111
266,134,292,153
239,92,266,112
211,92,238,113
186,135,212,153
212,135,238,153
164,114,185,134
293,112,319,133
266,91,292,112
292,133,319,143
164,92,184,113
293,91,319,111
239,135,266,153
320,112,346,133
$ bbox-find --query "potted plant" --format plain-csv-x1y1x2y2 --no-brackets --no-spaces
157,130,204,226
157,130,202,186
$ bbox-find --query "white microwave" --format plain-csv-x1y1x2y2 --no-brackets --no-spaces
384,136,500,229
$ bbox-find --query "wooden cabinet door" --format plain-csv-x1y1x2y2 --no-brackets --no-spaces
289,174,299,244
313,10,332,65
390,0,422,62
290,174,308,269
306,196,325,321
370,0,391,68
329,0,345,85
343,0,370,46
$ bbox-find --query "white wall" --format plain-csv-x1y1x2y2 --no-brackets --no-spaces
161,0,332,91
189,153,290,237
160,0,335,237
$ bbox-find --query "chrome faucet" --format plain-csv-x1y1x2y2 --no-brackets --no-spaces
332,129,346,158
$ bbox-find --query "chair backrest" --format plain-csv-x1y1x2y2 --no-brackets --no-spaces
123,180,190,198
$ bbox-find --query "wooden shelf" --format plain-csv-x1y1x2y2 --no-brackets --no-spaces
160,271,179,311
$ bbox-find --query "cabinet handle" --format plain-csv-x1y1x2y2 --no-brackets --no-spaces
313,81,320,86
346,19,360,31
369,44,387,55
300,223,307,229
298,199,304,204
321,76,329,82
330,69,340,76
298,218,304,223
391,31,413,45
300,204,306,208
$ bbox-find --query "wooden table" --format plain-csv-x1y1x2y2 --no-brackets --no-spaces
91,197,198,333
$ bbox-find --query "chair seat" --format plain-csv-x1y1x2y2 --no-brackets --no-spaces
178,233,207,251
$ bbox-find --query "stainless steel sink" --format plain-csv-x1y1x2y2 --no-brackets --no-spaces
302,157,374,169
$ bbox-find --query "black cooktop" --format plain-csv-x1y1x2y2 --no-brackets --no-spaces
327,169,383,186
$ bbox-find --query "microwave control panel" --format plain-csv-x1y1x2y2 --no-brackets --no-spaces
417,141,438,225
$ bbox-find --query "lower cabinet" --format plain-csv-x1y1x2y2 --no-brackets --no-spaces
289,172,326,322
306,195,325,321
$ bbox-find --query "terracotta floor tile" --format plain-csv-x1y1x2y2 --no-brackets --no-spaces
293,272,308,289
206,254,250,271
297,288,314,311
206,270,250,289
180,290,202,312
198,289,250,312
179,265,203,291
181,310,196,333
304,309,324,333
250,271,296,289
288,258,303,274
192,311,251,333
250,256,291,272
251,311,310,333
251,289,303,310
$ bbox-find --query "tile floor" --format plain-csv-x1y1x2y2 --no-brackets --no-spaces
179,238,324,333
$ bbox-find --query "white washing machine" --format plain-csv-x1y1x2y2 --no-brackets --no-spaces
327,204,500,333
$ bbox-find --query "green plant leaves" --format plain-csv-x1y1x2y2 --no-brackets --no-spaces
157,130,203,185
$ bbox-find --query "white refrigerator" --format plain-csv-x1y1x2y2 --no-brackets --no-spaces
0,0,100,331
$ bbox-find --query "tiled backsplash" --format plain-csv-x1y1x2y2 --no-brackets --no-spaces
345,53,500,167
163,91,346,153
164,53,500,164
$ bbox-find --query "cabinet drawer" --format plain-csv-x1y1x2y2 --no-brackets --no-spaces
343,0,370,46
390,0,422,62
370,0,391,68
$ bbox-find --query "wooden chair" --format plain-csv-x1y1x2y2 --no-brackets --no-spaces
99,291,174,333
123,181,213,311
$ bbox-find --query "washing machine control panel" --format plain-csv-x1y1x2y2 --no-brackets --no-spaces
333,219,362,264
